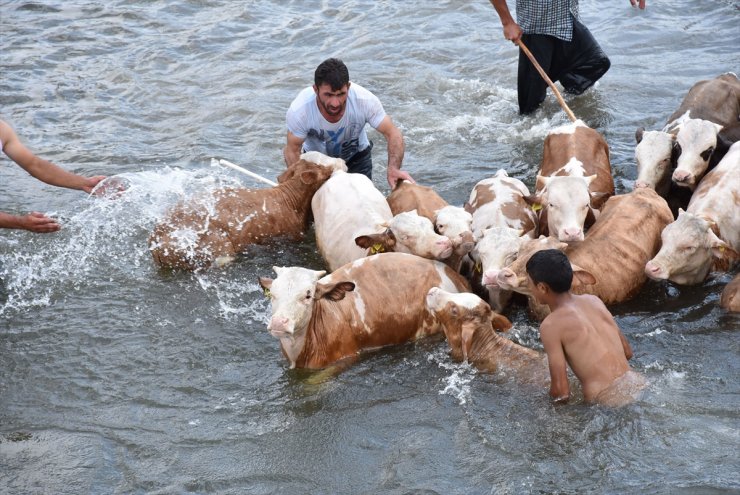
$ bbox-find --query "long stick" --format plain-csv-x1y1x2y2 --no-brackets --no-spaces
515,39,578,123
213,158,278,187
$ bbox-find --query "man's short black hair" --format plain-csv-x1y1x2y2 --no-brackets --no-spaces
526,249,572,293
314,58,350,91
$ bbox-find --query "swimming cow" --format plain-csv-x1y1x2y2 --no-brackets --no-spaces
258,252,471,369
149,152,346,270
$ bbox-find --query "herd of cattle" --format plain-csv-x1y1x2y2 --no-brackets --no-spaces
147,72,740,377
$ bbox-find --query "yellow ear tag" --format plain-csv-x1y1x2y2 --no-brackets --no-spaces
370,243,385,254
475,260,482,273
719,245,725,253
531,203,542,212
263,288,271,298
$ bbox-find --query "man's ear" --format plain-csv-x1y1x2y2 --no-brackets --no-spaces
313,84,318,94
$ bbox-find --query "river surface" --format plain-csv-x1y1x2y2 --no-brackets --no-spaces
1,1,739,494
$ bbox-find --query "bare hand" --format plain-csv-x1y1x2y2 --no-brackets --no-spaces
387,168,415,189
629,0,646,9
88,176,130,198
22,212,61,233
503,22,523,43
82,175,107,194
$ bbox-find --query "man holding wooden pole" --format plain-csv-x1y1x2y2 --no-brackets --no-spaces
488,0,646,115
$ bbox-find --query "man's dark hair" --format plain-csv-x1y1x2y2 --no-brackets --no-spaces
314,58,349,91
526,249,572,293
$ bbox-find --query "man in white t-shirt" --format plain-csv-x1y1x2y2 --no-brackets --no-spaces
283,58,414,188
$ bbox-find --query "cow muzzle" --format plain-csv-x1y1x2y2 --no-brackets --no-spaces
268,316,294,339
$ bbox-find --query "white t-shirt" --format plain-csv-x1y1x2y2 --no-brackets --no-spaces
286,83,386,161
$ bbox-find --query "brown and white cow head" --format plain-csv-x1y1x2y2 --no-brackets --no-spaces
634,128,677,195
355,210,454,260
672,119,724,190
434,205,474,256
645,210,738,285
473,227,525,288
278,151,348,184
495,236,595,295
259,266,358,367
529,175,596,242
425,287,512,362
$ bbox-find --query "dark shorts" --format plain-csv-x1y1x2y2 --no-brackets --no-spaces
345,141,373,179
517,17,611,114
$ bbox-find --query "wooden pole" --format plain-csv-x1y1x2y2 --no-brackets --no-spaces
515,39,578,123
212,158,278,187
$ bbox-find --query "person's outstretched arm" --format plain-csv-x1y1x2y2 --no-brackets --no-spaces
489,0,523,43
0,120,105,193
540,320,571,403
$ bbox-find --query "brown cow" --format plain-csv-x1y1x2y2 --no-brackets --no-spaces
720,273,740,312
425,287,547,384
529,120,614,242
149,152,346,270
387,179,475,269
498,188,673,307
258,252,471,369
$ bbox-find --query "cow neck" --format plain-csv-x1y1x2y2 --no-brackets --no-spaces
280,335,306,370
279,174,322,224
295,301,333,368
469,323,540,368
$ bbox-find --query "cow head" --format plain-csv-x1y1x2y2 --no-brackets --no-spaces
425,287,511,362
634,129,677,195
473,227,524,288
530,175,596,242
496,236,569,293
645,210,738,285
259,267,327,341
434,206,474,256
278,151,348,183
672,119,723,190
357,210,453,260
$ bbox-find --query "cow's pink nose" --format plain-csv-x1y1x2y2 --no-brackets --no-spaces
268,316,290,334
482,269,499,287
634,180,650,189
673,170,692,183
497,268,517,288
561,228,583,242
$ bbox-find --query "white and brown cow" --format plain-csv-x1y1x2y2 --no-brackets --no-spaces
468,226,526,312
425,287,548,384
529,120,614,242
497,188,674,308
313,173,455,272
635,72,740,192
645,142,740,285
464,169,538,240
387,179,474,269
258,252,471,369
149,151,347,270
720,273,740,312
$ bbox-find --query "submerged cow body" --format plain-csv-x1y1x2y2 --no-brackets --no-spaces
635,73,740,193
530,120,614,242
465,169,537,240
645,142,740,285
498,188,673,307
259,253,471,369
313,173,455,272
720,273,740,312
149,152,346,270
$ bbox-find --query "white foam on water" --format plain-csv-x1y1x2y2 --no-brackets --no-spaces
0,166,243,317
427,348,476,405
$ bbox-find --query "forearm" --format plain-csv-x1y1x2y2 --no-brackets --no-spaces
386,128,405,172
24,156,89,190
489,0,516,26
283,145,300,167
0,212,24,229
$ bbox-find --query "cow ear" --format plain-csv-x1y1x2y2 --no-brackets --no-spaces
584,174,597,187
708,231,740,261
315,281,356,301
571,263,597,287
635,127,645,143
463,201,474,214
535,174,549,192
489,312,512,332
276,167,294,184
300,169,320,185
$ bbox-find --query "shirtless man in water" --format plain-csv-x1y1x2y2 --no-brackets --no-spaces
526,249,645,406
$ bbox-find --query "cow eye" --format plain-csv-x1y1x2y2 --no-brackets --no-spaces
304,291,312,300
700,147,714,161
